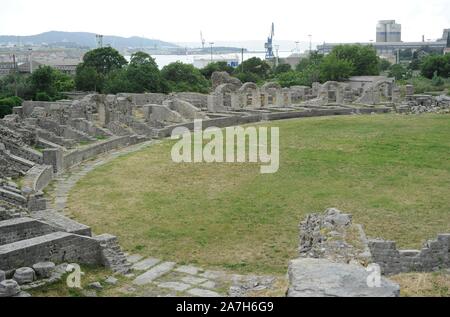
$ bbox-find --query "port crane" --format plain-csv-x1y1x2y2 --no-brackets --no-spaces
265,23,275,60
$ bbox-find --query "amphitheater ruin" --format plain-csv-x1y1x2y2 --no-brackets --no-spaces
0,72,449,297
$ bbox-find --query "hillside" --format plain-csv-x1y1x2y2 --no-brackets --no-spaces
0,31,179,49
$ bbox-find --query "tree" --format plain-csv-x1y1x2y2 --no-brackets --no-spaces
75,47,128,93
296,52,324,72
236,57,272,81
30,65,56,97
0,74,33,100
379,59,392,72
161,62,210,93
329,45,379,76
200,62,234,79
0,96,22,118
388,64,409,80
275,71,308,87
274,63,292,75
75,65,103,92
126,52,168,93
319,55,354,82
82,47,127,75
420,54,450,79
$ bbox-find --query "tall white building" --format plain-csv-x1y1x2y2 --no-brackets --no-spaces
376,20,402,43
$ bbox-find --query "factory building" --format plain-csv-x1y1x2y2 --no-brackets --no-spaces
376,20,402,43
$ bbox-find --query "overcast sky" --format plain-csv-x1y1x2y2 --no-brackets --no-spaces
1,0,449,44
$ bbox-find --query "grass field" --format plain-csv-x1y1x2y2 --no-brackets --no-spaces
67,114,450,275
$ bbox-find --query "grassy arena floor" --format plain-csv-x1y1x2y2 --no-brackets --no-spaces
67,114,450,275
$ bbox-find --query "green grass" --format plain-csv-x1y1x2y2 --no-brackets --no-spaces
67,114,450,275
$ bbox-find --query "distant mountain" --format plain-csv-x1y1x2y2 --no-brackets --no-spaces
0,31,179,49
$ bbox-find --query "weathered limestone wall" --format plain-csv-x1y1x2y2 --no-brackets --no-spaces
61,135,139,171
0,218,57,245
22,165,53,193
173,93,208,109
369,235,450,275
0,189,27,208
0,232,101,271
121,93,169,106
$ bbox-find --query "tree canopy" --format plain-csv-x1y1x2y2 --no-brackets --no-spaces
161,62,210,93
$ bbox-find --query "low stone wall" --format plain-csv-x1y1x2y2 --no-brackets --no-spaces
155,115,261,138
173,92,208,109
22,165,53,193
0,232,102,271
121,93,170,106
369,235,450,275
0,218,57,245
61,135,140,171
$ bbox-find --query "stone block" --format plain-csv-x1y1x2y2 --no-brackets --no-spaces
0,279,21,297
33,262,56,278
13,267,35,285
287,258,400,297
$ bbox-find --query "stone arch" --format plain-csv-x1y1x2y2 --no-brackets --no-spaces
261,82,282,107
319,81,344,104
238,83,261,108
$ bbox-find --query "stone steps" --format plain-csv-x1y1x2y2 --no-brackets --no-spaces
0,217,57,246
30,210,91,236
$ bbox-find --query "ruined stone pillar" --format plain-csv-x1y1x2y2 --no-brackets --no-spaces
405,85,414,96
43,148,63,173
252,91,261,108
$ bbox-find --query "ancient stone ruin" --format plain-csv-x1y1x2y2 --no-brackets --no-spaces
0,72,449,296
287,208,450,297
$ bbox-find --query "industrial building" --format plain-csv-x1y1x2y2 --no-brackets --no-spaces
376,20,402,42
317,22,448,63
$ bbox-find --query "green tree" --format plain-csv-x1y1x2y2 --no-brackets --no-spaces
126,52,168,93
200,62,234,79
329,45,379,76
0,96,22,118
75,65,103,92
388,64,409,80
420,54,450,79
161,62,210,93
82,47,127,75
319,55,354,82
379,59,392,72
30,65,56,97
274,63,292,74
432,71,444,86
296,52,324,72
275,71,308,87
236,57,272,81
75,47,128,92
0,74,33,100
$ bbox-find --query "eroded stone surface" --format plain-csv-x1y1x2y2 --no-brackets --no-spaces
133,262,176,286
132,258,161,271
33,262,55,278
13,267,35,285
287,258,400,297
0,279,21,297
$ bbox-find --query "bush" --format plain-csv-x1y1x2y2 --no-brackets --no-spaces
161,62,210,93
0,96,22,118
420,54,450,79
35,92,52,101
